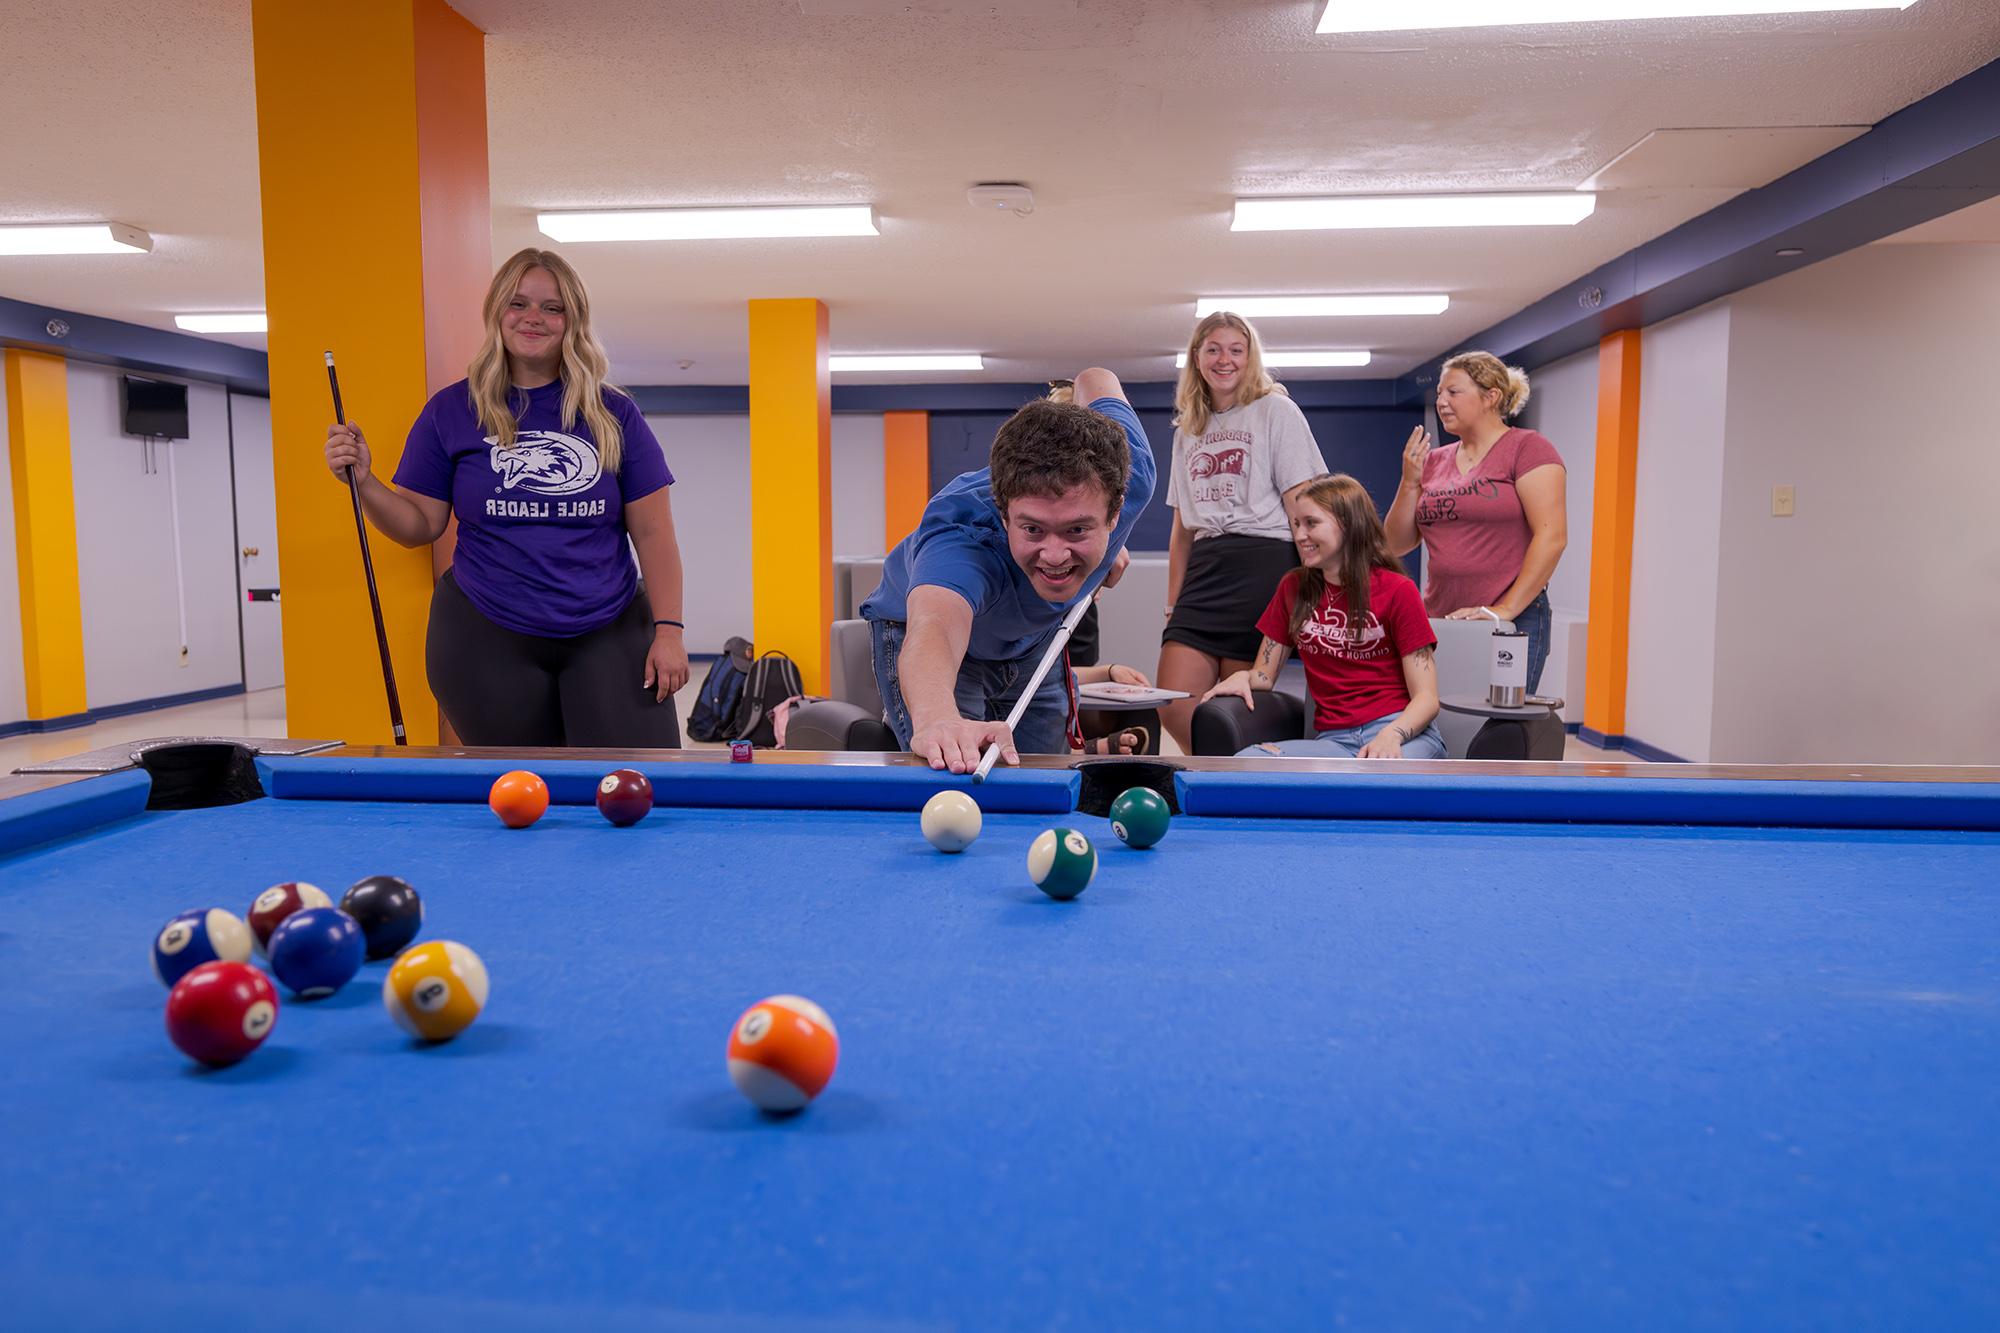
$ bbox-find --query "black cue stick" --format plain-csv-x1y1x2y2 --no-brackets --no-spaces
324,351,408,745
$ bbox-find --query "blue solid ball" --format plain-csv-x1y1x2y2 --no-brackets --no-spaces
267,907,366,999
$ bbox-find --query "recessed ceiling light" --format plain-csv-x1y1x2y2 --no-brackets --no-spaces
537,206,878,242
1319,0,1917,34
829,355,984,372
0,223,152,256
1195,295,1449,318
1176,351,1373,368
1233,194,1595,231
174,313,268,333
1775,247,1807,257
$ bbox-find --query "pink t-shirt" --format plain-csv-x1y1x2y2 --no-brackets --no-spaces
1415,428,1564,617
1257,568,1436,732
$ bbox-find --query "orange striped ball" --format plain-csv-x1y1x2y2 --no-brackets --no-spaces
726,994,839,1112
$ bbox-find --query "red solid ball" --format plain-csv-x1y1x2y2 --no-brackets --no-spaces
165,961,279,1067
595,768,654,827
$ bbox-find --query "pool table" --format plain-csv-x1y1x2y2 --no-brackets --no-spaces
2,742,1998,1331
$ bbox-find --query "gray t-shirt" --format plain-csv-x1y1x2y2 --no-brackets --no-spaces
1166,391,1327,540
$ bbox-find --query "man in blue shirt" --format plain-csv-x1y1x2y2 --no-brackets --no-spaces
861,368,1155,773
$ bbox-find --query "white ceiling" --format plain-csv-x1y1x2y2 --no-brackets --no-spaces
1,0,1997,385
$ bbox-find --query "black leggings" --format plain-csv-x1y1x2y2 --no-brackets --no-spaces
427,569,681,748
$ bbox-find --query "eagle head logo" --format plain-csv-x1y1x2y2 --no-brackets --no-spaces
488,431,602,496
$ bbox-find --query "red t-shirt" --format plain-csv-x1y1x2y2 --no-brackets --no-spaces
1256,568,1437,732
1415,427,1564,618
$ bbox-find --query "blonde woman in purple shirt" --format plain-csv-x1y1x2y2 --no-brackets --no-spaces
322,248,688,746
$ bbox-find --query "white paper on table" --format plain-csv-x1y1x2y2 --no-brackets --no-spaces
1078,682,1192,705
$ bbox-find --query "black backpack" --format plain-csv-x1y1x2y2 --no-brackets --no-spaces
687,636,754,742
729,650,806,748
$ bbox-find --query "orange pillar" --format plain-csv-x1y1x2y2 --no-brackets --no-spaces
1583,329,1642,743
882,411,929,550
251,0,489,746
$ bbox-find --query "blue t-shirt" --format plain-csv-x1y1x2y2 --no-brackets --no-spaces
860,396,1155,662
393,379,673,637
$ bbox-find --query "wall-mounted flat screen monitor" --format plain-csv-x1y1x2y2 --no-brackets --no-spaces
121,375,189,440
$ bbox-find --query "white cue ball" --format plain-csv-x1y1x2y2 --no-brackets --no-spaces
921,790,983,853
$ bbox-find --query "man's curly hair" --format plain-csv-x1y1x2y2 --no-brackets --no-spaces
988,399,1129,519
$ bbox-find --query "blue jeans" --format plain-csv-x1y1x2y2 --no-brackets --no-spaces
1515,590,1552,695
1239,712,1448,760
870,620,1074,755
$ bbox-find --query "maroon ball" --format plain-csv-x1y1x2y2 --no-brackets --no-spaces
595,768,654,827
246,881,332,956
166,961,279,1067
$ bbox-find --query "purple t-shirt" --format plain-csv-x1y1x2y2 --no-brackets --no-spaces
393,379,672,637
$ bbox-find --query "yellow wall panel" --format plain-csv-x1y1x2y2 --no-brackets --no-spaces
748,299,833,695
250,0,486,744
4,350,87,720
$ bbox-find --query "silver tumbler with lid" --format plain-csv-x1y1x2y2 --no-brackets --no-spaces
1489,630,1528,708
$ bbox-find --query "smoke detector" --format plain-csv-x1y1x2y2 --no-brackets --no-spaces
967,183,1034,216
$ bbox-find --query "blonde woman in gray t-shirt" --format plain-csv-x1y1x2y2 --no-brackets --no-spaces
1157,312,1329,751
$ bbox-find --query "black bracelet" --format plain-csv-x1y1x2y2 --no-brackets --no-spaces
654,618,684,629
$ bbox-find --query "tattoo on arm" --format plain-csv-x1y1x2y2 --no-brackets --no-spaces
1250,638,1281,687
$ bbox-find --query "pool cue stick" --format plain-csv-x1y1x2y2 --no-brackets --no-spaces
972,593,1093,784
325,351,408,746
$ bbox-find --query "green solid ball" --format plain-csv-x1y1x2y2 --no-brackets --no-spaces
1108,787,1170,849
1027,827,1097,900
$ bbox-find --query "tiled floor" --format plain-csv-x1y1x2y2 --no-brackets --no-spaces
0,688,293,771
1,684,1638,771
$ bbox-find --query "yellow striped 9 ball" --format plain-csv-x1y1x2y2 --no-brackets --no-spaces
383,940,489,1042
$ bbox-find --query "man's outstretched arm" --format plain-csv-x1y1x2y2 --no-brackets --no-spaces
901,584,1020,774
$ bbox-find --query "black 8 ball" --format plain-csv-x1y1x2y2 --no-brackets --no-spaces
340,875,424,960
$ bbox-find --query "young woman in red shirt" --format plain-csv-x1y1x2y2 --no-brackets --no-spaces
1202,473,1444,759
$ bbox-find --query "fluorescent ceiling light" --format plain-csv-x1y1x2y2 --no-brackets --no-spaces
1233,193,1595,231
1319,1,1917,34
1177,351,1373,368
1196,295,1449,318
0,223,152,255
537,206,877,241
829,355,984,373
175,313,268,334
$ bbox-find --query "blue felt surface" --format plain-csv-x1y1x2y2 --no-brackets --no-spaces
1177,769,2000,830
2,795,1997,1330
258,756,1081,814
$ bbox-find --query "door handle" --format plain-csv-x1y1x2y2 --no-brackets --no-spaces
242,546,260,557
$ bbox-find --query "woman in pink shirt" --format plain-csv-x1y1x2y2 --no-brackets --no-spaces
1384,352,1568,691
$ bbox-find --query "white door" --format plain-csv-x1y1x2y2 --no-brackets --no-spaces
230,393,284,691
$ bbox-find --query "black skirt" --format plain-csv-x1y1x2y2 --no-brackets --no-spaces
1163,533,1300,662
